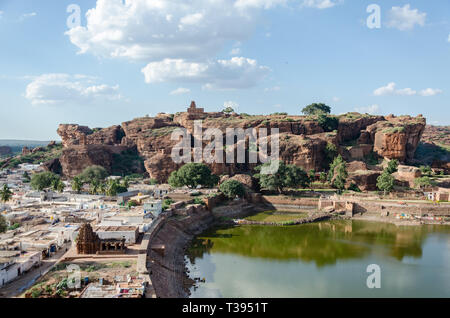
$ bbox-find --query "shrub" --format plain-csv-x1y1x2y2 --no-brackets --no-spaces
219,180,246,199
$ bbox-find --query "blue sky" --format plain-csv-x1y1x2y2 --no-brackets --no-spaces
0,0,449,140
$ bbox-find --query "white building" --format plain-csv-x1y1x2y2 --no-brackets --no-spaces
143,200,162,218
0,250,41,287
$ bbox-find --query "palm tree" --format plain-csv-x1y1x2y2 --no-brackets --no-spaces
90,179,100,195
0,184,13,203
72,176,83,194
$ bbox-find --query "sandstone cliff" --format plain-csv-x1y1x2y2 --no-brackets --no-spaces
55,105,427,181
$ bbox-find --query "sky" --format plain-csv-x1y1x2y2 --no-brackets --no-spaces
0,0,449,140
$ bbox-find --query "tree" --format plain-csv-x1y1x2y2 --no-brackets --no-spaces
319,172,327,184
89,179,101,195
324,142,338,166
72,176,83,194
317,114,339,132
0,214,7,233
223,107,235,114
31,172,61,191
219,180,246,199
302,103,331,116
78,165,108,184
377,171,395,195
419,165,433,177
414,176,436,189
53,179,65,193
386,159,399,174
0,184,13,203
328,155,347,192
168,163,219,189
254,161,310,192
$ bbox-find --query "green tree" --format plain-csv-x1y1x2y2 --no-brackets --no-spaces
106,180,119,197
0,184,13,203
168,163,219,189
414,176,436,189
53,179,65,193
302,103,331,116
324,142,338,167
89,179,101,195
386,159,399,174
223,106,235,114
71,176,83,194
317,114,339,132
377,171,395,195
328,155,347,192
78,165,108,184
30,172,61,191
219,179,246,199
255,161,310,192
419,165,433,177
319,172,327,184
0,214,7,233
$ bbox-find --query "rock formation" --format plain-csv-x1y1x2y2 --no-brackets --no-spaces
55,102,428,182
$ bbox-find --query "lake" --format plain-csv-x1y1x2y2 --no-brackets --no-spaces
186,220,450,298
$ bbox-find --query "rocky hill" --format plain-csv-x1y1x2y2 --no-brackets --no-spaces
50,102,429,183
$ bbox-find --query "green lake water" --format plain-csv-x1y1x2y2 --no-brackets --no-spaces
186,220,450,298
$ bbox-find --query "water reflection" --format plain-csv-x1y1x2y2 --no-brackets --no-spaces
188,220,450,267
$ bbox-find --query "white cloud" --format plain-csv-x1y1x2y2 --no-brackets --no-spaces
355,104,380,115
265,86,281,92
447,33,450,42
373,82,397,96
301,0,338,9
374,82,442,97
235,0,287,10
396,87,417,96
170,87,191,95
419,88,443,97
0,11,3,19
142,57,270,90
65,0,276,62
25,74,122,105
20,12,37,21
386,4,426,31
332,97,341,102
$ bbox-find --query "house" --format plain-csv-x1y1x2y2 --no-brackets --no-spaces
0,250,41,287
117,191,140,205
143,199,162,218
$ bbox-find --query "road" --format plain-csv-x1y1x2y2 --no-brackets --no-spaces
0,243,71,298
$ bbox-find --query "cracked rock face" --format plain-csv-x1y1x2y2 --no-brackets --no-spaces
56,110,427,182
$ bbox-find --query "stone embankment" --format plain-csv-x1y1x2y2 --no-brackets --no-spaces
235,212,332,226
146,205,214,298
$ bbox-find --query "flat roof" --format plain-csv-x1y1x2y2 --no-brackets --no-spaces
94,226,139,232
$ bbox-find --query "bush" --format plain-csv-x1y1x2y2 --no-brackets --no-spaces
78,166,108,183
317,114,339,132
30,172,61,191
219,180,246,199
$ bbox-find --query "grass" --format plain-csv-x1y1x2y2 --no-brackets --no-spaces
245,211,309,223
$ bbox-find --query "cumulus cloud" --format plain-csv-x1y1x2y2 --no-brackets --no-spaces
355,104,380,115
419,88,443,97
235,0,287,10
301,0,338,9
142,57,270,90
25,74,122,105
386,4,426,31
170,87,191,95
230,48,242,56
448,33,450,42
374,82,442,97
65,0,270,62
